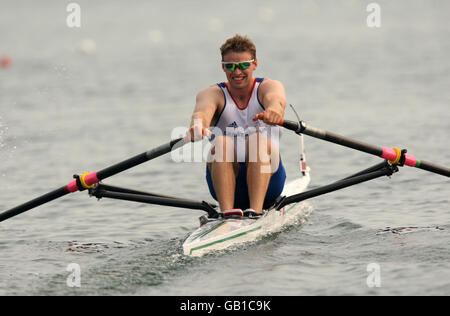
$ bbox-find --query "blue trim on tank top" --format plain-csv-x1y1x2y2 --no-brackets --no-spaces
256,78,265,110
215,83,227,128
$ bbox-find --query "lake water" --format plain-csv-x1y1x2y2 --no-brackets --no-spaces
0,0,449,297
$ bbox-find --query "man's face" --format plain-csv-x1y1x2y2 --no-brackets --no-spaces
222,51,258,90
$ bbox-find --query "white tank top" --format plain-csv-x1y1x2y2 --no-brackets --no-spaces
212,78,282,162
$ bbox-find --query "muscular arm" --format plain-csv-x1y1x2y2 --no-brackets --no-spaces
190,87,219,128
258,79,287,125
186,86,221,141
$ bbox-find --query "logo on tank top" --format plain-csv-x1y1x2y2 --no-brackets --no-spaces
224,121,248,138
227,121,238,129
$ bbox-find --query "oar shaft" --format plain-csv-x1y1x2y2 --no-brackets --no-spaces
418,160,450,177
96,138,183,180
302,124,384,156
0,137,185,222
283,119,384,155
282,120,450,178
0,186,68,222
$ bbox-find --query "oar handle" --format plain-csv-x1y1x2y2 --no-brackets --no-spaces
253,113,285,126
253,113,301,133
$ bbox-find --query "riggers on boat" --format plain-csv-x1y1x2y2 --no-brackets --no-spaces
1,117,448,256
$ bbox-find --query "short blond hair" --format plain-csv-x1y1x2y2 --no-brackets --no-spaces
220,34,256,61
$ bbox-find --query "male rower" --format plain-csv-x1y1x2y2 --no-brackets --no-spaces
185,34,286,215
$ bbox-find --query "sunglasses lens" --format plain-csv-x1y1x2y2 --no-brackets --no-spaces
225,63,235,71
239,62,251,70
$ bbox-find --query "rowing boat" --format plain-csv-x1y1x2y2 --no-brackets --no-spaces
183,171,311,256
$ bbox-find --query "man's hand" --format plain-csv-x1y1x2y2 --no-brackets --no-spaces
184,122,211,142
257,79,286,125
258,106,283,125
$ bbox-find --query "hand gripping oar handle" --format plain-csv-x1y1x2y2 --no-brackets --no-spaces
254,114,450,177
0,138,185,222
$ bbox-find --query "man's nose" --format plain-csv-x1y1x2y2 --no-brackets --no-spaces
233,67,243,74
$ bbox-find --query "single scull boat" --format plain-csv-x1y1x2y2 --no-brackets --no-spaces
183,133,311,256
182,170,311,256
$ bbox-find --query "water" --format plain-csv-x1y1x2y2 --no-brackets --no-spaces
1,0,449,296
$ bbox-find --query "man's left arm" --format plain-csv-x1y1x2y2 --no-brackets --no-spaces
258,79,287,125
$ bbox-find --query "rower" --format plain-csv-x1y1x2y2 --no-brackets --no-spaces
185,34,287,214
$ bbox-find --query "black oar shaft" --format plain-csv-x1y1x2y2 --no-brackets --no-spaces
304,126,383,156
282,120,450,178
418,160,450,177
282,120,383,156
0,138,185,222
97,138,183,180
0,186,68,222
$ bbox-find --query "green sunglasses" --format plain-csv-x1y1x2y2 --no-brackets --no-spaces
222,59,254,71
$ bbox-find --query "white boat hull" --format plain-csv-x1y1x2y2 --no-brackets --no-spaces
183,172,311,256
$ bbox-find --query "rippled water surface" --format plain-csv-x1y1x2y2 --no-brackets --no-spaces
1,0,449,296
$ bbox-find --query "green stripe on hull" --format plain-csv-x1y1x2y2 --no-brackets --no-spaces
189,225,262,255
188,201,303,255
197,221,226,239
284,203,296,213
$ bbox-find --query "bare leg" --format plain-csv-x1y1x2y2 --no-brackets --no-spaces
246,133,280,214
208,136,238,211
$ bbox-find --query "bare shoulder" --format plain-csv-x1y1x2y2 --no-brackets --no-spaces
192,84,225,126
197,84,223,101
195,84,224,112
258,78,286,96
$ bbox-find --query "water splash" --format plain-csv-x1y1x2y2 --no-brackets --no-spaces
376,226,444,235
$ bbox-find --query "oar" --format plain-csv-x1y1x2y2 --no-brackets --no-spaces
0,138,185,222
254,114,450,178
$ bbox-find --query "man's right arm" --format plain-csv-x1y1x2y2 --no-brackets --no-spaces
186,86,220,142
